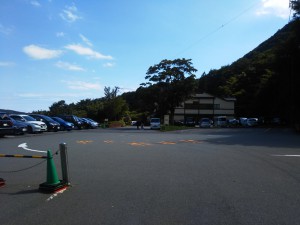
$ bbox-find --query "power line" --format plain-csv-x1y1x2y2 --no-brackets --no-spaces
174,1,262,57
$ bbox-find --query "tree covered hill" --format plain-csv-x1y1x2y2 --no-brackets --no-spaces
198,19,300,125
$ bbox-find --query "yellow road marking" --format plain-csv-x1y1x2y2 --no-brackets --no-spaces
77,140,94,144
179,140,203,144
128,142,152,146
158,141,177,145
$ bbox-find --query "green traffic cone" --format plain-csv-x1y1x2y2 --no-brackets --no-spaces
39,150,66,193
46,150,60,185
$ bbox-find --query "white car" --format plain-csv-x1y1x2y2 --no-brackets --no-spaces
150,118,161,130
10,114,47,133
247,118,258,127
199,118,212,128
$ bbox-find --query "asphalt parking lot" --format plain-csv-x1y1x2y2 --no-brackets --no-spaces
1,127,300,225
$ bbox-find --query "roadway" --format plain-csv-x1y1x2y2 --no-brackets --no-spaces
1,127,300,225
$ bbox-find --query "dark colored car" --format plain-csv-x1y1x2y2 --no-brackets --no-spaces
0,112,14,137
51,117,74,131
58,115,83,129
29,114,61,132
185,117,195,127
78,118,90,129
9,117,28,135
80,118,98,129
83,118,99,128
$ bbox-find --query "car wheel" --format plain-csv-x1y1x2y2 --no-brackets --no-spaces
27,126,33,134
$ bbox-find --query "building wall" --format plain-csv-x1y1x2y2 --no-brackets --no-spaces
174,93,235,122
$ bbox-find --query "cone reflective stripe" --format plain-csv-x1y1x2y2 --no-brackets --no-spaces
46,150,60,185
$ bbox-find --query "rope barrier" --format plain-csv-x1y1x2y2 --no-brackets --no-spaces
0,159,47,173
0,150,59,173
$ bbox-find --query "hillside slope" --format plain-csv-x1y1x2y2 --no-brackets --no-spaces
198,19,300,125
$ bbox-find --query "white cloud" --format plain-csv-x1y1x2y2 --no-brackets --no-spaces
56,32,65,37
65,44,113,60
55,61,85,71
0,23,13,35
256,0,290,18
23,45,63,60
0,61,15,67
60,4,82,23
18,92,81,98
30,1,41,7
103,62,115,68
79,34,93,46
62,80,101,90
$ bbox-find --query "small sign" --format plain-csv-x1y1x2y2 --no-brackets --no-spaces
164,115,169,125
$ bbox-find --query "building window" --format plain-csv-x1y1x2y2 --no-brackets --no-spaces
185,103,215,110
199,104,213,110
214,104,220,109
185,103,198,109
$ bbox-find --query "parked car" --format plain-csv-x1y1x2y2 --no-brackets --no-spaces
82,118,99,128
239,117,248,126
174,120,184,126
150,118,161,130
58,115,83,129
247,118,258,127
214,116,227,127
78,118,91,129
10,114,47,133
29,114,60,131
51,117,74,131
199,118,212,128
185,117,195,127
228,118,239,127
0,112,14,137
9,117,28,135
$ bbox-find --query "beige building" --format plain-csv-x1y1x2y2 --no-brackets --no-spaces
174,93,236,123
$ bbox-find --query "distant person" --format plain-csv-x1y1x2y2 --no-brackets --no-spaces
136,120,141,129
141,121,144,130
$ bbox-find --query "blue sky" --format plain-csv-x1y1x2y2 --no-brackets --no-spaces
0,0,292,112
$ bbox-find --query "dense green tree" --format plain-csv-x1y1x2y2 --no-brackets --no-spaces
104,86,120,100
141,58,197,123
290,0,300,18
102,96,128,121
101,86,129,121
48,100,70,116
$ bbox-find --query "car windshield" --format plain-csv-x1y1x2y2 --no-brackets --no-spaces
53,117,64,122
151,118,160,123
23,115,36,121
42,115,55,122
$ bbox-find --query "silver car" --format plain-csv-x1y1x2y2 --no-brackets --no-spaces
10,114,47,133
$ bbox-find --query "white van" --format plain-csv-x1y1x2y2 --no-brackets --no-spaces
214,116,227,127
150,118,161,129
